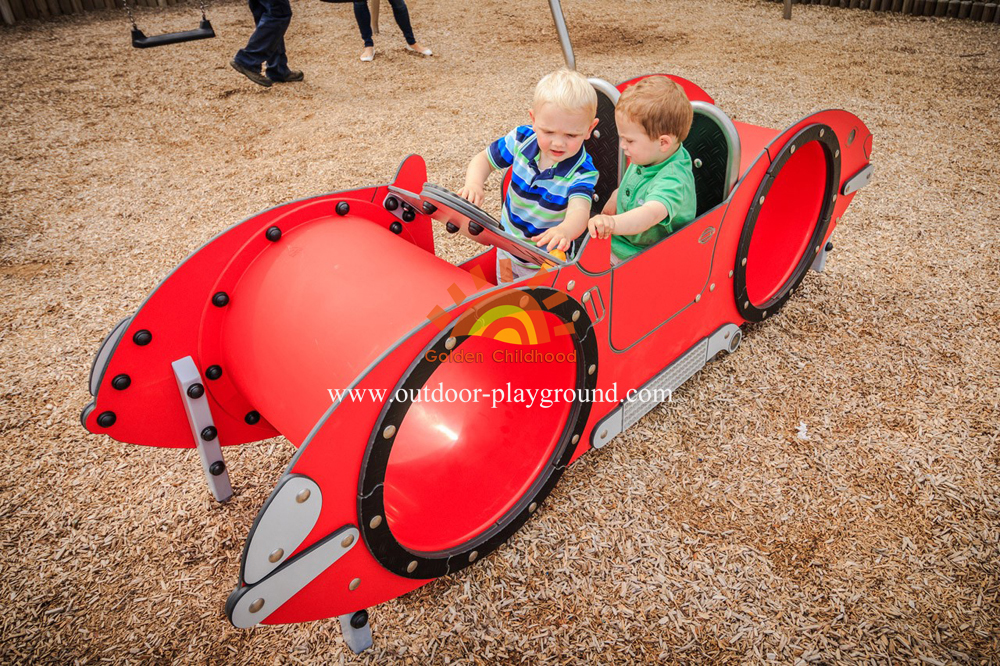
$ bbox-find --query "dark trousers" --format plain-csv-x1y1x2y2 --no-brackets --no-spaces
234,0,293,78
353,0,415,47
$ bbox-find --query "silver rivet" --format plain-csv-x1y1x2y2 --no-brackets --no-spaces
468,551,479,563
407,560,418,573
567,280,576,291
815,246,821,254
695,294,701,303
369,515,383,529
819,129,825,137
268,548,284,563
528,502,538,513
445,337,456,350
790,145,796,154
594,193,600,202
694,158,703,168
341,534,355,548
593,129,601,139
383,425,396,439
572,310,581,322
582,292,591,303
835,149,840,158
349,578,361,591
295,489,310,503
832,194,837,203
588,364,596,375
249,598,265,613
741,258,747,266
758,196,765,205
600,429,608,438
710,283,715,291
744,301,749,309
762,310,768,317
728,270,734,278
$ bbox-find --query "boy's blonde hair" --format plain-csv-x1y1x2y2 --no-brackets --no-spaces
616,77,693,143
533,68,598,118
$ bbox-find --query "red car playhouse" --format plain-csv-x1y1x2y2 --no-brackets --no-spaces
80,0,873,653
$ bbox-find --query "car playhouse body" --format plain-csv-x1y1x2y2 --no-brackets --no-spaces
80,2,873,653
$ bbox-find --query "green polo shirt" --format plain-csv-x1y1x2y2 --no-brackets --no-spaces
611,144,697,261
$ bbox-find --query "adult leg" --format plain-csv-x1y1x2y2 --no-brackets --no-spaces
386,0,415,45
353,1,375,47
264,0,294,80
234,0,291,71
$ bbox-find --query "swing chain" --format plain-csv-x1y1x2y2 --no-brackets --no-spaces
120,0,137,30
199,0,208,20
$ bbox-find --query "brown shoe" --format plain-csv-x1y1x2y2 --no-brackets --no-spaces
230,59,272,87
268,69,304,83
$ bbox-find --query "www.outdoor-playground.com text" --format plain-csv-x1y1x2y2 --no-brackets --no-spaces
327,383,671,410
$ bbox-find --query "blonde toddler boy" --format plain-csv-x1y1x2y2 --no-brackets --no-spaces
459,68,600,282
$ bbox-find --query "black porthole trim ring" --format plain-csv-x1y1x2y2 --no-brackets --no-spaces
358,286,599,580
733,123,841,324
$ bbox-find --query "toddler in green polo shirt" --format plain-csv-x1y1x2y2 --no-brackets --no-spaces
588,76,697,264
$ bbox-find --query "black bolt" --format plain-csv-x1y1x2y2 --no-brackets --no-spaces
384,197,399,211
212,292,230,307
825,241,834,252
133,330,152,346
468,221,484,236
201,426,218,441
336,201,350,216
445,222,459,234
209,461,226,476
205,365,223,380
401,208,416,223
265,226,282,242
245,410,261,425
187,383,205,399
111,374,131,390
390,221,403,235
350,610,369,629
422,201,437,215
97,411,116,428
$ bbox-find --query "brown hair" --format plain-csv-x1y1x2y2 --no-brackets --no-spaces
616,76,693,143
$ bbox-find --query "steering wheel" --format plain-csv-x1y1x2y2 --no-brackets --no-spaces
420,183,568,268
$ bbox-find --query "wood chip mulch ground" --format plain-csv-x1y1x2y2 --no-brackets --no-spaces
1,0,998,662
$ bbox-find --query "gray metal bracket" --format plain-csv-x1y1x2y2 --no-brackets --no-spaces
811,233,834,273
171,356,232,502
339,611,374,654
243,475,323,585
842,163,874,196
591,324,741,450
229,525,360,629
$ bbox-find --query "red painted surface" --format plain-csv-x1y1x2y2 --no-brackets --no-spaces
82,89,873,627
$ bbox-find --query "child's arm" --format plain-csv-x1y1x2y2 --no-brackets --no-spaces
458,150,493,207
531,197,592,253
588,200,668,239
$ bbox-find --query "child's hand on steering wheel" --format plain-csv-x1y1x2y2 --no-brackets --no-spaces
531,226,573,254
457,183,485,207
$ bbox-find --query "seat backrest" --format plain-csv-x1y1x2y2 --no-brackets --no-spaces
686,101,741,217
583,79,622,216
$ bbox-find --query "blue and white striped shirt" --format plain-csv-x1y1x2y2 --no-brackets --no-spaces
487,125,599,241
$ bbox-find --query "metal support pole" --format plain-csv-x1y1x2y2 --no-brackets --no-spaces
548,0,576,70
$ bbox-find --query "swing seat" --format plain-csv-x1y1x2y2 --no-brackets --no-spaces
131,19,216,48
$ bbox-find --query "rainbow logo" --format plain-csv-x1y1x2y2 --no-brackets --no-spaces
427,265,576,344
